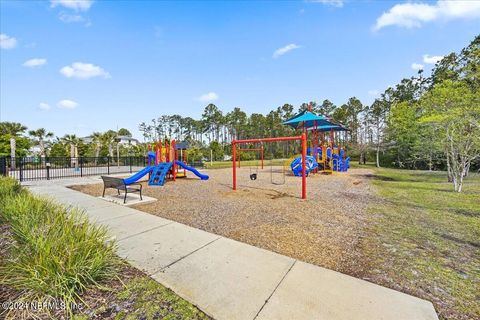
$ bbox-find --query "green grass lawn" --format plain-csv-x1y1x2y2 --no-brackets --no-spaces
363,167,480,320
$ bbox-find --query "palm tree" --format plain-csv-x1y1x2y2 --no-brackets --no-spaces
0,122,27,170
61,134,80,167
91,132,103,164
101,131,117,163
28,128,54,157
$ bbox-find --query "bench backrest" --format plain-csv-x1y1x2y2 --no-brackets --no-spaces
101,176,125,188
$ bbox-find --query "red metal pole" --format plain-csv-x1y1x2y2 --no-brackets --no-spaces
301,132,307,200
172,140,177,181
232,142,237,190
233,136,303,144
330,128,334,149
261,145,264,169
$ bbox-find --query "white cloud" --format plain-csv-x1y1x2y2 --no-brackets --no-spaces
411,63,424,70
60,62,110,79
197,92,219,103
309,0,344,7
23,58,47,67
57,99,79,109
38,102,51,110
273,44,301,58
59,13,85,23
423,54,444,64
0,34,17,49
50,0,93,11
373,0,480,31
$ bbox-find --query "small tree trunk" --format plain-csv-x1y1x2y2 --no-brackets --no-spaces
70,144,75,167
95,146,100,165
446,150,452,182
464,161,470,178
10,137,16,170
376,144,380,168
117,143,120,168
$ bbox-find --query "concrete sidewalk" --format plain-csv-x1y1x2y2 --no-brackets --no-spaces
28,183,438,320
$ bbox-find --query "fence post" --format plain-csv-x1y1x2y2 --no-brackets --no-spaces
80,157,83,177
0,157,6,177
19,157,24,182
46,162,50,180
130,156,132,173
107,156,110,175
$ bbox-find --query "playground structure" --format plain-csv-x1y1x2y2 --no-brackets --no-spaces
283,108,350,175
232,133,307,199
230,107,350,200
121,140,209,188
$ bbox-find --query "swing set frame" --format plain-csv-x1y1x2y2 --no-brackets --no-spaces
237,145,264,169
232,133,307,199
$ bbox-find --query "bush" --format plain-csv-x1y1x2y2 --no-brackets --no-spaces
0,177,117,316
0,177,24,212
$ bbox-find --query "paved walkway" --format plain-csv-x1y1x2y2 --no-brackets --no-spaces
27,179,438,320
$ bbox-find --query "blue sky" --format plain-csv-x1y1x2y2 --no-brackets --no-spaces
1,0,479,139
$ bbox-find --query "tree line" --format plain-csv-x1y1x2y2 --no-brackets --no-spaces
138,35,479,192
0,125,144,162
1,35,478,192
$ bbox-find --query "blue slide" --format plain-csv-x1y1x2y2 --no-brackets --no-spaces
123,166,153,185
175,161,209,180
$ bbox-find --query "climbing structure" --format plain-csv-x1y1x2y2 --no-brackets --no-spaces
148,162,174,186
143,139,209,186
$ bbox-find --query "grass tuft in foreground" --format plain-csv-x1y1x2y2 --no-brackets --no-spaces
0,177,117,317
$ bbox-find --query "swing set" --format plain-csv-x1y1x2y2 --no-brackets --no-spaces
232,133,308,199
237,145,264,169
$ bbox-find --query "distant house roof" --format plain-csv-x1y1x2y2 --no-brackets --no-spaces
175,142,189,150
117,135,139,143
80,136,93,143
80,135,140,144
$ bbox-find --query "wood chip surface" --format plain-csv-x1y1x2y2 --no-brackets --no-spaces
71,167,376,275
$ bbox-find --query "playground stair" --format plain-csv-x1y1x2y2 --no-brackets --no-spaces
148,162,173,186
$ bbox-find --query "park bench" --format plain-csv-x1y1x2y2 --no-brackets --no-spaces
101,176,142,204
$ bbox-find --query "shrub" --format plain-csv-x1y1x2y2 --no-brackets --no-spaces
0,177,118,316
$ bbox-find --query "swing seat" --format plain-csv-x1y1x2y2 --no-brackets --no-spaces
250,173,257,180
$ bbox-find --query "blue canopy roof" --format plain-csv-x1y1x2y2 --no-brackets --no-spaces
306,124,349,132
283,110,333,129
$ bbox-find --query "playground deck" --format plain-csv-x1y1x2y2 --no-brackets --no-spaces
72,166,376,275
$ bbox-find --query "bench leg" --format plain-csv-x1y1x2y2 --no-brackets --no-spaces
102,187,105,198
124,191,127,204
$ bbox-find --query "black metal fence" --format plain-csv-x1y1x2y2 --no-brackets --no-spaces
1,156,148,182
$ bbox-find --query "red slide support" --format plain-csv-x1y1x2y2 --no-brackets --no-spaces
232,133,307,199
